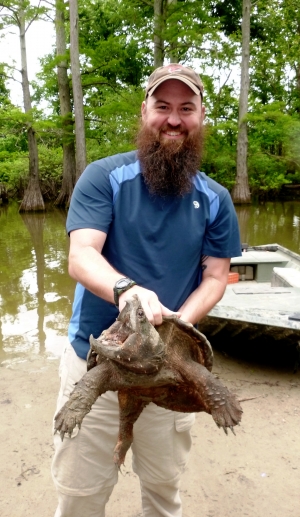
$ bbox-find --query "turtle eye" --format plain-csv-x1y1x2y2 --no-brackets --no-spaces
137,308,145,319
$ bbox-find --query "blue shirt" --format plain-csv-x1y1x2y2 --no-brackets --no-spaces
66,150,241,359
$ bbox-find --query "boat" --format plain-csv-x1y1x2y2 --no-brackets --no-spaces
199,244,300,351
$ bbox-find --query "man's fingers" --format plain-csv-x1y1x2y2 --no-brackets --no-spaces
148,298,163,326
118,287,180,326
161,304,181,318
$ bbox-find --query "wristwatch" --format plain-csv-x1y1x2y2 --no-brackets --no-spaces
113,277,136,307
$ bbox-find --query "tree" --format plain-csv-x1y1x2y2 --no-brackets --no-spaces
54,0,76,206
154,0,164,67
0,0,46,211
69,0,86,179
231,0,251,203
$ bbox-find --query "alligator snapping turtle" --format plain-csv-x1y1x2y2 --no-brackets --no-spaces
55,295,242,467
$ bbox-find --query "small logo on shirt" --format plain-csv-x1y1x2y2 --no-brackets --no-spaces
193,201,200,209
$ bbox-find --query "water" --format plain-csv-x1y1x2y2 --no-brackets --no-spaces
1,200,300,365
0,203,74,366
235,201,300,252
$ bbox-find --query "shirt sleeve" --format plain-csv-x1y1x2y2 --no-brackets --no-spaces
66,161,113,235
202,190,242,258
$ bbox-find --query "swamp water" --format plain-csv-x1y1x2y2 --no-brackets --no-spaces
1,200,300,365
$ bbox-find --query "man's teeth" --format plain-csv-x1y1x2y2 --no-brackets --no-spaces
166,131,181,136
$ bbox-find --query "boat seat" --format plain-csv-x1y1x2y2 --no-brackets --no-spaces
231,251,289,282
272,267,300,288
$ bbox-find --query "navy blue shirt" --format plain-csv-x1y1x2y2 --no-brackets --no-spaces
67,150,241,359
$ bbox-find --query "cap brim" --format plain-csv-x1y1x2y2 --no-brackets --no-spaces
147,75,201,96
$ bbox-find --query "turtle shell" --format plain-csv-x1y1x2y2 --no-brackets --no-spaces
156,316,213,372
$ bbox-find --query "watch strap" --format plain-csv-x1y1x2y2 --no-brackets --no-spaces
113,278,136,307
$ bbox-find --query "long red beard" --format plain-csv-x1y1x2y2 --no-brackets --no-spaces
137,124,204,197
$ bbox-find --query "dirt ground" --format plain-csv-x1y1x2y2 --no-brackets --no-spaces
0,347,299,517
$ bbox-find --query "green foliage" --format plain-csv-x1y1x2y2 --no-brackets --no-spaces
1,0,300,203
247,104,300,192
202,121,237,190
37,145,63,199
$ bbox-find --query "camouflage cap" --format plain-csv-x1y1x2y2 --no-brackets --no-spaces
145,64,204,99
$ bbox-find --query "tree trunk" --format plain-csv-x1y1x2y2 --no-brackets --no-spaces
54,0,76,207
231,0,251,204
296,17,300,114
69,0,87,180
18,10,44,212
167,0,178,63
154,0,164,67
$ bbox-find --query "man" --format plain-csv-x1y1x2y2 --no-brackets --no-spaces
52,64,241,517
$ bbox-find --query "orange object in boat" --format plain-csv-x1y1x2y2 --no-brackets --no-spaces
227,272,239,284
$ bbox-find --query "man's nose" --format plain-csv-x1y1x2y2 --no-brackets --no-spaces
167,110,181,126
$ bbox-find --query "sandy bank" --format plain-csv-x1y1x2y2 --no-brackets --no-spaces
0,351,299,517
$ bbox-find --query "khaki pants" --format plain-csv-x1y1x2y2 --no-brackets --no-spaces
51,344,195,517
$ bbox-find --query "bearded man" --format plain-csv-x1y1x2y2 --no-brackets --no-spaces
51,64,241,517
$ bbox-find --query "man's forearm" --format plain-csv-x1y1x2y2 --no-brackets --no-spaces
69,245,123,304
178,275,227,325
179,255,230,324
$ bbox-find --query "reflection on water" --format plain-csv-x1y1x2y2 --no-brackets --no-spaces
1,200,300,365
0,203,75,365
236,201,300,253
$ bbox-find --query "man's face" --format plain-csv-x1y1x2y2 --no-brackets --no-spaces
137,78,205,197
141,79,205,142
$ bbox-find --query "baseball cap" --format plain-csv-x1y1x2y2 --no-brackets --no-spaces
145,64,204,99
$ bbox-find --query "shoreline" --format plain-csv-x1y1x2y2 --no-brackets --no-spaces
1,351,299,517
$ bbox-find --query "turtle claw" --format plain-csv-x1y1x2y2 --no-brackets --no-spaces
230,426,236,436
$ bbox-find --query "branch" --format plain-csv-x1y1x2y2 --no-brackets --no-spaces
220,70,232,91
85,117,104,123
0,7,20,26
137,0,154,8
0,70,22,83
25,0,43,32
82,81,118,91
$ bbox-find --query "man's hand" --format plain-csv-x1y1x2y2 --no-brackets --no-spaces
119,285,180,326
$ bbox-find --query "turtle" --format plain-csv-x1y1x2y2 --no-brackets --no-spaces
54,295,242,467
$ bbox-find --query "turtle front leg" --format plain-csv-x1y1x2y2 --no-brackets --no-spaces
113,390,148,468
54,364,115,439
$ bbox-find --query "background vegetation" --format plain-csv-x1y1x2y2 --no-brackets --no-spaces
0,0,299,209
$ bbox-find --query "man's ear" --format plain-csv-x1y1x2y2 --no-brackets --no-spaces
141,101,147,120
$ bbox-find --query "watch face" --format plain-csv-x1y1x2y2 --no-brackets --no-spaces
116,278,131,289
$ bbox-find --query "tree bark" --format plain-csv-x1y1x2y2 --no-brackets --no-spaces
154,0,164,67
296,17,300,114
54,0,76,207
18,9,44,212
167,0,178,63
69,0,87,180
231,0,251,204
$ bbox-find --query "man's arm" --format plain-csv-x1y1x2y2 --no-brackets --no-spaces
178,256,230,325
68,228,179,325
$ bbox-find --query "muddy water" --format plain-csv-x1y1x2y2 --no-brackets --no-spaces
0,203,74,365
0,200,300,365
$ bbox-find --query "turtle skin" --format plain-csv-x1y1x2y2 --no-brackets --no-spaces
54,295,242,467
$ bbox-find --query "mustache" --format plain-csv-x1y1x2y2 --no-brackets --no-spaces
160,124,186,133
